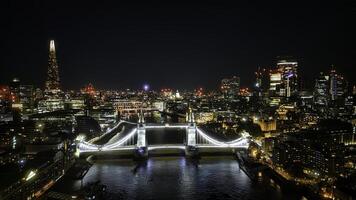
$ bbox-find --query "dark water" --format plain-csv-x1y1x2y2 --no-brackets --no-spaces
54,157,305,200
54,128,306,199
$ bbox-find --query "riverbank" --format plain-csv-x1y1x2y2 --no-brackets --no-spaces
235,152,322,200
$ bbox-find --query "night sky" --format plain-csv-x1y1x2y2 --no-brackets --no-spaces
1,1,355,90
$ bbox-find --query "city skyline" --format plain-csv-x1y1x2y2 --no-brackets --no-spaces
1,1,355,90
0,2,355,199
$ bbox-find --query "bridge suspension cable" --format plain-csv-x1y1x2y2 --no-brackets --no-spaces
88,120,137,143
102,128,137,150
79,124,250,153
196,128,249,147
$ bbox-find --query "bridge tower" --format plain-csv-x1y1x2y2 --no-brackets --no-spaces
186,108,196,146
185,108,199,157
135,109,147,159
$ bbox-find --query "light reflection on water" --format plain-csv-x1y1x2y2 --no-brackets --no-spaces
75,157,303,200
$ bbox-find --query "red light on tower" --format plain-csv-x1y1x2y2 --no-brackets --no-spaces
195,87,203,96
83,83,96,96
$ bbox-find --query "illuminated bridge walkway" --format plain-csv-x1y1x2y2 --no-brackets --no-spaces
77,112,250,157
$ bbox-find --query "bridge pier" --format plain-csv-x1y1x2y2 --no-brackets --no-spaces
134,146,148,160
185,146,199,158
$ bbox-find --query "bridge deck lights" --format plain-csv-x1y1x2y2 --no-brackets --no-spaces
78,122,250,153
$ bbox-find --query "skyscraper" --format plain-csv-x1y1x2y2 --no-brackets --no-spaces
254,67,269,97
269,69,282,96
220,76,240,98
9,78,20,103
276,57,298,98
314,72,329,106
329,69,345,101
45,40,60,95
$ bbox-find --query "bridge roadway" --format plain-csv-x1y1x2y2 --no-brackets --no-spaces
77,121,250,158
79,144,248,157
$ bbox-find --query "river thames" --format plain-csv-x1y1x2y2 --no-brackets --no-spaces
53,156,305,200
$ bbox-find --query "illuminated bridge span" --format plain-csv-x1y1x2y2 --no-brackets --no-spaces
77,111,250,157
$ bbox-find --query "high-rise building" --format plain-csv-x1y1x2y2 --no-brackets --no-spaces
0,85,10,114
45,40,61,95
9,78,21,103
0,85,10,101
268,69,283,106
276,57,298,97
329,69,345,101
220,76,240,98
40,40,64,112
19,85,34,113
314,72,329,106
254,67,269,97
269,69,282,96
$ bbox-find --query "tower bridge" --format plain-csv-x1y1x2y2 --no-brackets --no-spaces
77,110,250,158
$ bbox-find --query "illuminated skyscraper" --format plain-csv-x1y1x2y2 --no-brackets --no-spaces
269,69,283,106
329,69,345,101
9,78,20,103
269,69,282,95
45,40,60,95
314,72,329,106
221,76,240,98
276,57,298,97
254,67,269,97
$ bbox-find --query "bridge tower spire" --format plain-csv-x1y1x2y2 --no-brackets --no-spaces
138,109,145,124
186,107,195,124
